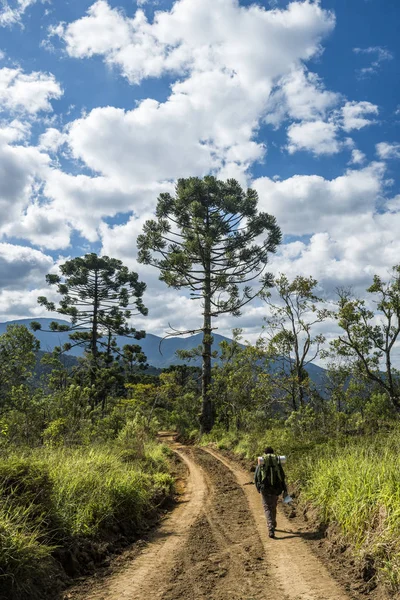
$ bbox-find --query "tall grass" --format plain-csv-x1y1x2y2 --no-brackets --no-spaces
303,438,400,590
0,442,174,600
205,425,400,592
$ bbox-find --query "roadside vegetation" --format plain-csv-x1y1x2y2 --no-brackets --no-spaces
1,177,400,597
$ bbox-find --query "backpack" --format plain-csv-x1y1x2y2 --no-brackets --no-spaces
257,454,285,494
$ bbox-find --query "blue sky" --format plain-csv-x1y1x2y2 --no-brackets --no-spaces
0,0,399,344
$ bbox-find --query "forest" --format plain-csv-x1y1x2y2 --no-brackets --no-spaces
1,177,400,599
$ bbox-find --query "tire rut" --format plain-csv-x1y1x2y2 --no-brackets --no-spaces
205,447,352,600
160,448,275,600
64,443,352,600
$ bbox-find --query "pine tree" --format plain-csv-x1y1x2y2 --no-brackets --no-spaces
32,253,148,405
137,176,281,432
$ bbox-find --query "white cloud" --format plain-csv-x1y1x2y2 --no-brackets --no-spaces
49,0,335,217
0,67,62,114
349,149,366,165
265,67,340,127
376,142,400,160
0,242,53,289
0,121,49,231
0,0,46,27
270,206,400,295
353,46,394,78
38,127,68,151
341,100,378,132
57,0,335,85
3,202,72,250
253,162,385,236
42,168,174,242
287,120,340,155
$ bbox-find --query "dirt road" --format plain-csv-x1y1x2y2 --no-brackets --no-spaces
66,442,351,600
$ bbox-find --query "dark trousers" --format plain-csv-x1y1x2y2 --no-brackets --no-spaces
261,491,278,532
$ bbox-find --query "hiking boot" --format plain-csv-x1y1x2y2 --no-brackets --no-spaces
269,529,275,539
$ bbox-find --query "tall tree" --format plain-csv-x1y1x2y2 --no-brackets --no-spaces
32,253,148,403
333,266,400,411
137,176,281,432
263,275,329,410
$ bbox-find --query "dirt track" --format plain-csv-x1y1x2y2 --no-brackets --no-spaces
66,440,351,600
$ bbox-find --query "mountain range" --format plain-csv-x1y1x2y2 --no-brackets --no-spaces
0,319,328,390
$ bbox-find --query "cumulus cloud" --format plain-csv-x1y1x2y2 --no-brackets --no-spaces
0,121,49,231
341,101,378,132
376,142,400,160
0,67,62,114
253,162,385,236
3,202,72,250
284,99,378,156
56,0,335,84
47,0,336,220
287,120,340,155
270,206,400,295
265,67,340,127
349,149,366,165
0,242,53,289
38,127,68,151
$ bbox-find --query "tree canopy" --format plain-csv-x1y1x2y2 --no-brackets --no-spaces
137,176,281,432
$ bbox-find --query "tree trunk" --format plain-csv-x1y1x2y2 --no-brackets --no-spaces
92,269,99,360
90,269,99,407
200,265,214,434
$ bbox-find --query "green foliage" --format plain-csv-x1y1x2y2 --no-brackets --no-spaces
211,332,273,430
303,433,400,591
0,443,174,599
0,325,39,408
263,274,330,411
333,266,400,411
138,176,281,432
33,253,148,381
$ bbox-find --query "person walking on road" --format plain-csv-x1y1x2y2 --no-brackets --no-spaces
254,446,287,538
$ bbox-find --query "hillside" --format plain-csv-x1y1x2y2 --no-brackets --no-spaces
0,319,328,391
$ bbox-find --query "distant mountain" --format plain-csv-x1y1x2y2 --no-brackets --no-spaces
0,319,328,392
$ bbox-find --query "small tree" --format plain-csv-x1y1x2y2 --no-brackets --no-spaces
33,253,147,357
333,266,400,411
211,332,273,431
137,176,281,432
263,274,330,410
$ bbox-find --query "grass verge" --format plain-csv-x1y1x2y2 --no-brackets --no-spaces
0,442,174,600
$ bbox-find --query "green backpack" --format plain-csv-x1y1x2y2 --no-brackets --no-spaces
258,454,284,494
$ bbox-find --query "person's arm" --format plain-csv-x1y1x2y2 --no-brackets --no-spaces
254,465,260,492
279,464,288,495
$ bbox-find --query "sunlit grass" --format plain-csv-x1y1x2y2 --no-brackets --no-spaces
0,442,174,599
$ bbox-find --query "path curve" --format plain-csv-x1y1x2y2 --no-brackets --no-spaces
65,444,205,600
65,443,352,600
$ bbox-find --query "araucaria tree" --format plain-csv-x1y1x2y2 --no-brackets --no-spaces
32,254,148,399
333,265,400,411
137,176,281,433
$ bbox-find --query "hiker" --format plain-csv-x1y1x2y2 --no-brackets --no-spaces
254,446,287,538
